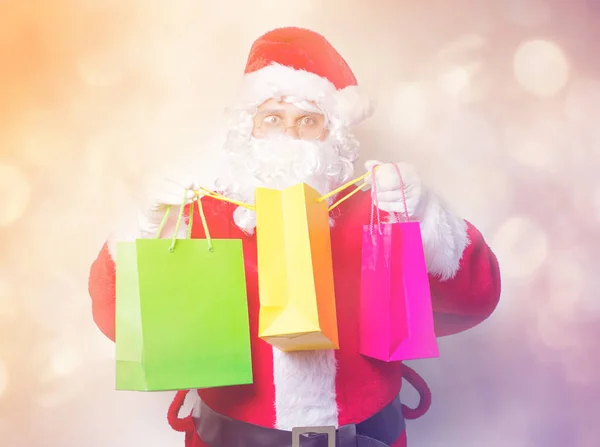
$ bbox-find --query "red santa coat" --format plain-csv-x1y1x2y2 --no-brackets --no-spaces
89,187,501,447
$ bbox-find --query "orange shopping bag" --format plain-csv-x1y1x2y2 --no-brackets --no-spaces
254,183,339,352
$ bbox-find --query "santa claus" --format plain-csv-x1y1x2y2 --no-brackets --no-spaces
88,27,501,447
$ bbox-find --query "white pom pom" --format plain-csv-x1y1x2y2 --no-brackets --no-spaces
331,86,374,126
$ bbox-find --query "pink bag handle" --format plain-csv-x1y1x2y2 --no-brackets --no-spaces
370,163,410,234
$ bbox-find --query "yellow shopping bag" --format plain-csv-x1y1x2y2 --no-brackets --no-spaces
255,183,339,351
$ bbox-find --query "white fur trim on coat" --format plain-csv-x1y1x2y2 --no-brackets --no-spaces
236,63,373,126
416,190,469,281
272,348,339,430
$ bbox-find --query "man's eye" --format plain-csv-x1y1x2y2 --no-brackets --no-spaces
299,116,316,126
263,115,281,125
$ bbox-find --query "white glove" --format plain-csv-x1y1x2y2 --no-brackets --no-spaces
364,160,424,218
365,160,471,281
138,177,199,235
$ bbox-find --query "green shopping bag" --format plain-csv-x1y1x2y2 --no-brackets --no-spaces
115,196,253,391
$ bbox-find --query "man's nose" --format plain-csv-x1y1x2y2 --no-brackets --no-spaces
284,125,300,139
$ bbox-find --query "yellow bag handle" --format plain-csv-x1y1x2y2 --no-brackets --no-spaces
317,171,370,212
318,165,382,211
192,186,255,211
191,166,378,214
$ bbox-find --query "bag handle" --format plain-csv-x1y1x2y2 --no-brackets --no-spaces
169,191,191,252
194,186,255,211
369,165,383,236
154,189,213,252
369,163,410,234
196,197,213,252
317,171,371,212
189,167,402,216
155,206,173,239
191,171,370,214
390,163,410,223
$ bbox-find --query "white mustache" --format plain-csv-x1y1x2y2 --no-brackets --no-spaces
214,134,355,232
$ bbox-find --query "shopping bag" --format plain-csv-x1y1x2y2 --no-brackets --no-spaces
115,241,146,389
115,197,253,391
359,164,439,362
255,183,339,352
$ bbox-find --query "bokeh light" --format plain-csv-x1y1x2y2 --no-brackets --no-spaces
0,357,7,399
255,0,318,15
492,216,548,280
593,185,600,222
391,83,431,135
546,257,586,317
49,345,80,377
438,111,498,162
505,117,576,173
503,0,552,26
77,52,127,88
509,136,562,170
0,163,31,228
513,39,570,98
437,66,471,99
564,78,600,124
0,275,15,319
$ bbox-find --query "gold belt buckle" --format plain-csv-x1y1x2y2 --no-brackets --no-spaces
291,426,336,447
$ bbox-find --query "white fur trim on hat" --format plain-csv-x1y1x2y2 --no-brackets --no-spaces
236,63,373,126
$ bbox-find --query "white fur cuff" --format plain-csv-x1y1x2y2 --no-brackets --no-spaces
416,190,469,281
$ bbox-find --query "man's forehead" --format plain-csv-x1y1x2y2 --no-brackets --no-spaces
257,98,322,115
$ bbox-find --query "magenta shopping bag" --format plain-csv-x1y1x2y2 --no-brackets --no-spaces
359,164,439,362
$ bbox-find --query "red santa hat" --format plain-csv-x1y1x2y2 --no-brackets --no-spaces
236,27,373,126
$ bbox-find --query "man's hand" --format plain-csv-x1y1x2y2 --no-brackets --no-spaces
364,160,424,218
139,177,199,235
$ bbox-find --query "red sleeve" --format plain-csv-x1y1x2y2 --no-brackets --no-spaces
89,242,117,341
430,221,501,337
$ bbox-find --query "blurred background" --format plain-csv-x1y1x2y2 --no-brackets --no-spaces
1,0,599,446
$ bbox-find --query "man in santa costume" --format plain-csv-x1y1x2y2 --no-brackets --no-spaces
88,27,501,447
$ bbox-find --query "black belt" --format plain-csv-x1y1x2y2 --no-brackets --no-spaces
195,395,405,447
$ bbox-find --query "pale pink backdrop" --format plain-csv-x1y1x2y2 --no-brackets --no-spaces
0,1,599,446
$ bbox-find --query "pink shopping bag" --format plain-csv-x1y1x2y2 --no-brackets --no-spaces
359,164,439,362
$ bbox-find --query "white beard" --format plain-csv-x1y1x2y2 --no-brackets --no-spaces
214,135,355,233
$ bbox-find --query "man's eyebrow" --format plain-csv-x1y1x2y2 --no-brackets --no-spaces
256,108,321,116
256,108,283,115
